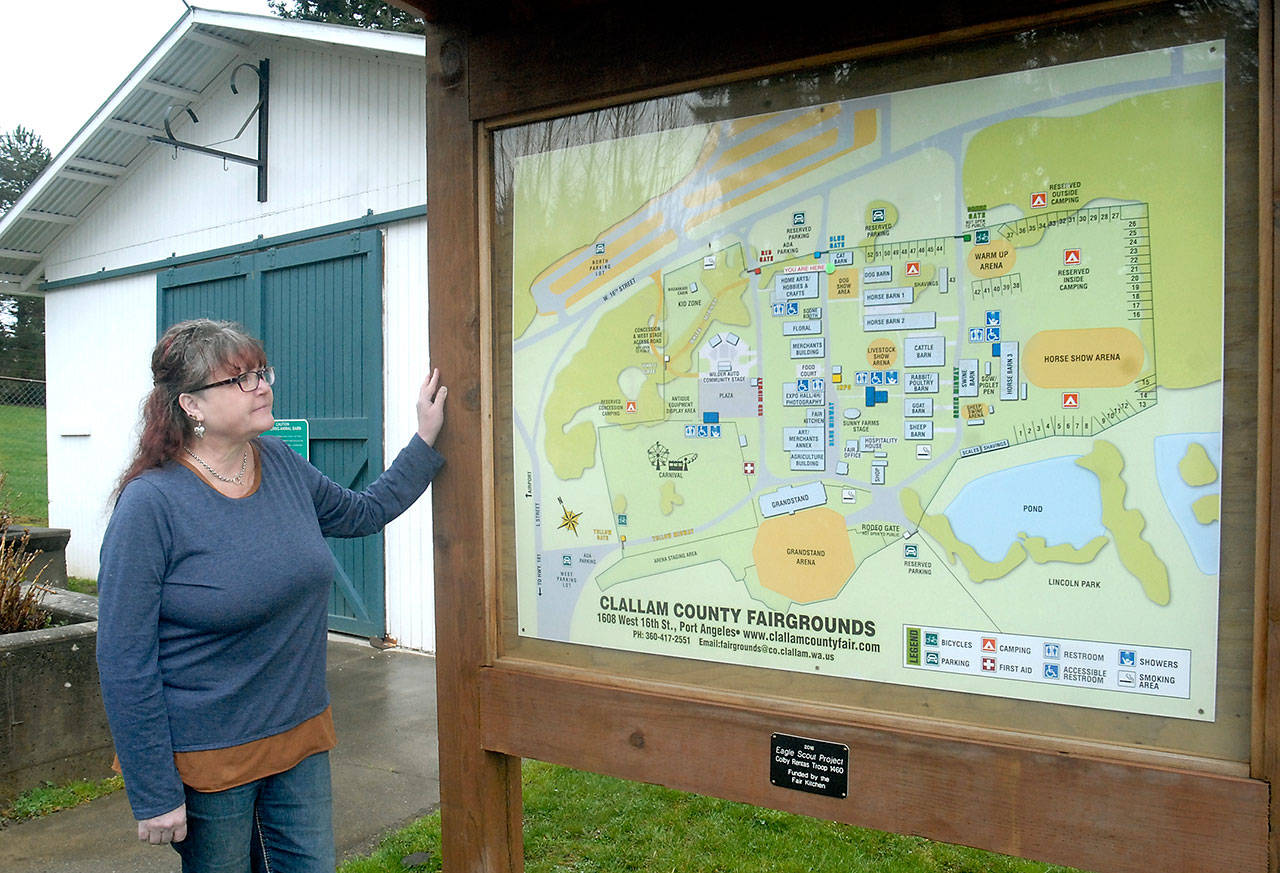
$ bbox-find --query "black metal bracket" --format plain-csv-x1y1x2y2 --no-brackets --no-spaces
148,59,270,202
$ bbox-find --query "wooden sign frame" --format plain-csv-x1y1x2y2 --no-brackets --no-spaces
414,1,1278,871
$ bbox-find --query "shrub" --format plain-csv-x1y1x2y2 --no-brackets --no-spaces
0,474,49,634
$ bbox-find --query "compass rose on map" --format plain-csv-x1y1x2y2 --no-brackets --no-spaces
557,497,582,536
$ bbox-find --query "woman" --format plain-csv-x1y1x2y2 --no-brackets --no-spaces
96,318,446,872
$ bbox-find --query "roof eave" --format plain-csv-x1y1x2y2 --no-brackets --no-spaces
189,7,426,57
0,9,426,291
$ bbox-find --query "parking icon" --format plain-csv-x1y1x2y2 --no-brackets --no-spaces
871,208,886,222
925,652,940,666
904,544,919,558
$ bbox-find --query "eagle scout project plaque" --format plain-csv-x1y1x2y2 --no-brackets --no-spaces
510,42,1226,721
770,734,849,798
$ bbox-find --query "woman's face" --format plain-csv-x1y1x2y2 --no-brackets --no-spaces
181,361,275,445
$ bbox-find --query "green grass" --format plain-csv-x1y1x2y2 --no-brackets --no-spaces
0,405,47,524
1,776,123,823
66,577,97,596
339,761,1088,873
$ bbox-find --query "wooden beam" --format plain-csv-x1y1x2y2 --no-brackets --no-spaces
104,119,163,138
23,211,76,225
0,248,41,261
183,28,249,53
1261,5,1279,871
463,0,1161,121
56,169,115,187
426,20,523,873
18,269,43,294
138,79,204,101
481,666,1269,873
65,157,125,176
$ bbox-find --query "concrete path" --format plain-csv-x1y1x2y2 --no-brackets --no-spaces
0,637,440,873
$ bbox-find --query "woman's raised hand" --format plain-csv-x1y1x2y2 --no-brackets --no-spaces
416,368,447,447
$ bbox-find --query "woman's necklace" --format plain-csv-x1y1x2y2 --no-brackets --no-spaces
184,446,249,485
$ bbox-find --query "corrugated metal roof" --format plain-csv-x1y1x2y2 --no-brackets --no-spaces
0,7,425,292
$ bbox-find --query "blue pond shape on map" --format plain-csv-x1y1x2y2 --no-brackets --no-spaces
1153,432,1220,576
942,455,1105,563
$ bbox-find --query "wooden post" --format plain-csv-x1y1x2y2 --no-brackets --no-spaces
1261,4,1279,870
425,20,523,873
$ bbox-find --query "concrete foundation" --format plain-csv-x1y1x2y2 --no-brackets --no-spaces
0,588,113,804
3,526,72,589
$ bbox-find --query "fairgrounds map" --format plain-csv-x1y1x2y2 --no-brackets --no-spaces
510,42,1225,720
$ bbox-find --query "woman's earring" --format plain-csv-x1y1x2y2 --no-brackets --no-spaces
193,419,205,439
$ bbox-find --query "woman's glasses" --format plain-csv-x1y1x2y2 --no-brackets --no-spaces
192,366,275,393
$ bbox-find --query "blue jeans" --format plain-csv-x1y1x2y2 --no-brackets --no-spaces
173,751,335,873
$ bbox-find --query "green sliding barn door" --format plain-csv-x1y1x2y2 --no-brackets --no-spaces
158,230,386,637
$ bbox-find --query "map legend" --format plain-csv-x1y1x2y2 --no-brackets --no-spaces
904,625,1191,699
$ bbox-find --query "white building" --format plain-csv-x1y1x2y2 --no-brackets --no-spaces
0,9,439,650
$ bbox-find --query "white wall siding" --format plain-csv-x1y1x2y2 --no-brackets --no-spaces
43,42,425,283
381,217,435,652
45,275,158,577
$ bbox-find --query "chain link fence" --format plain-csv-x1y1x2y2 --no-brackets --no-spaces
0,376,46,408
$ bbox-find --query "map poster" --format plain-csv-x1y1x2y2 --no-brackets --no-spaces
508,42,1226,721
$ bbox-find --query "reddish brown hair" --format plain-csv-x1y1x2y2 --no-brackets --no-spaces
113,319,266,499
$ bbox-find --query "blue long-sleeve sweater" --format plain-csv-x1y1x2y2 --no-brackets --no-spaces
96,434,443,819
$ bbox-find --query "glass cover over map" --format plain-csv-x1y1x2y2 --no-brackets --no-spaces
507,42,1226,721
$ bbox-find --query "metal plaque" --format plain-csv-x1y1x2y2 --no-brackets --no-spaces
770,733,848,798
